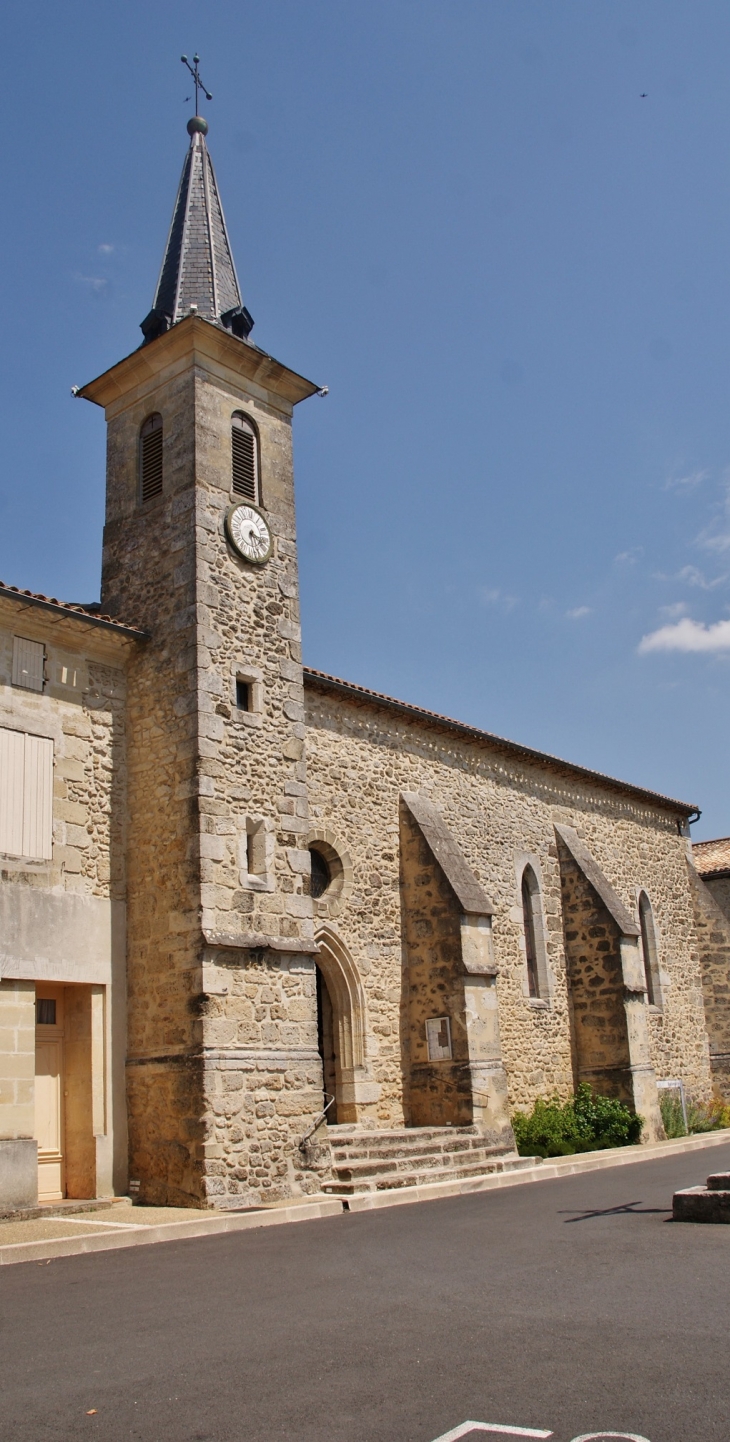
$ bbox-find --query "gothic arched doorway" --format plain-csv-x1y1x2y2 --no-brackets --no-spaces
314,927,380,1124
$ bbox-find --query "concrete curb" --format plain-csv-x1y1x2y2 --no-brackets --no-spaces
343,1128,730,1212
3,1130,729,1263
0,1197,344,1267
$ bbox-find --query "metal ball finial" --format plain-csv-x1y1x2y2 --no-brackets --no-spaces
187,115,209,136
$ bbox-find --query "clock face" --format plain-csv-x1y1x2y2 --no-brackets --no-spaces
225,503,272,565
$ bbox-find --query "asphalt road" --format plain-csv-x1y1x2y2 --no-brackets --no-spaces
1,1144,729,1442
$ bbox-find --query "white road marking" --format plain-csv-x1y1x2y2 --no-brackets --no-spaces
430,1424,553,1441
569,1435,651,1441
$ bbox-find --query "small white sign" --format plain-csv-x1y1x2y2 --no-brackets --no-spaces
426,1016,453,1061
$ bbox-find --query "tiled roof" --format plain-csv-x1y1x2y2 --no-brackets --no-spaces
0,582,148,639
693,836,730,877
303,667,699,818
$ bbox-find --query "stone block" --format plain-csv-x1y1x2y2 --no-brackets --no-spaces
673,1184,730,1222
0,1138,38,1210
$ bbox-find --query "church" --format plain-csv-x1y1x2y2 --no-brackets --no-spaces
1,111,729,1214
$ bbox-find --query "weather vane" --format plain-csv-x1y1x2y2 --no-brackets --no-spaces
181,53,212,114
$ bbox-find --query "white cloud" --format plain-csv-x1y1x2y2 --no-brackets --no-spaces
638,617,730,653
614,547,642,565
676,564,729,590
658,601,688,619
566,606,591,619
701,529,730,554
76,274,108,293
478,587,518,612
664,468,708,491
98,243,114,255
697,476,730,553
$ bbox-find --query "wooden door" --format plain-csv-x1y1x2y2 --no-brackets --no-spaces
35,988,65,1201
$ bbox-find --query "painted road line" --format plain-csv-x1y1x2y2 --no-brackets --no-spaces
430,1424,553,1440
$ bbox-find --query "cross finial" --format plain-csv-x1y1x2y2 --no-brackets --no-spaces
181,53,212,117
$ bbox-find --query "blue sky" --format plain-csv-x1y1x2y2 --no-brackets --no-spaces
2,2,730,837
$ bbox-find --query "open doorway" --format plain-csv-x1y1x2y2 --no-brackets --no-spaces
316,966,338,1124
34,983,103,1201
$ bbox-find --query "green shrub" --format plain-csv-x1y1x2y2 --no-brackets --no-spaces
659,1092,730,1139
659,1094,686,1139
512,1084,643,1158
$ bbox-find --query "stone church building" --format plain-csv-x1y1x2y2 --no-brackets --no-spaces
2,116,730,1213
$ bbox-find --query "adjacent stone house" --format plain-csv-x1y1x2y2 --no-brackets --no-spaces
1,113,728,1213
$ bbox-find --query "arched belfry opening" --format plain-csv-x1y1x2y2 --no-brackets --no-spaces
314,926,379,1125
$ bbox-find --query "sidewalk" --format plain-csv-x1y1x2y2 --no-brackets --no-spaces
2,1128,728,1267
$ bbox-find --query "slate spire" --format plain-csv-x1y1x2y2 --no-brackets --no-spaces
140,116,254,345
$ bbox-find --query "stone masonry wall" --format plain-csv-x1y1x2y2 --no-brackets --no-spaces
0,621,128,902
100,330,326,1208
687,863,730,1100
103,362,208,1203
303,684,712,1122
0,979,35,1143
192,365,324,1206
702,874,730,924
399,801,472,1126
0,614,128,1205
556,836,632,1101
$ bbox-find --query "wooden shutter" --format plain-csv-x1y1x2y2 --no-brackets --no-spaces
12,636,45,692
231,415,258,501
0,727,53,860
0,726,25,856
140,414,163,502
23,734,53,860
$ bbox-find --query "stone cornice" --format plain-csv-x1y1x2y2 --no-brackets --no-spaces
304,667,698,821
78,314,320,414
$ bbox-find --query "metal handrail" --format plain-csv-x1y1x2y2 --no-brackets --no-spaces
298,1094,335,1149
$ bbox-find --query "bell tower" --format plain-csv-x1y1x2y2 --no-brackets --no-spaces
78,112,330,1207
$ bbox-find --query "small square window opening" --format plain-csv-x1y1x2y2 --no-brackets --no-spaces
36,998,56,1025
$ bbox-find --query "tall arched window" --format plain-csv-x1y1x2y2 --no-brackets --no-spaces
231,412,259,502
522,866,543,999
639,891,661,1006
139,413,163,503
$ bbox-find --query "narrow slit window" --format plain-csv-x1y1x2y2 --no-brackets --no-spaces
521,867,542,999
231,412,258,501
140,413,163,503
639,891,661,1006
236,679,251,712
246,821,267,877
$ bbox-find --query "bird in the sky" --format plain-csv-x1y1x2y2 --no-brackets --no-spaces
640,93,648,98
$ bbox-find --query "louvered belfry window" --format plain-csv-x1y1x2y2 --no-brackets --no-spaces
231,413,258,502
140,413,163,503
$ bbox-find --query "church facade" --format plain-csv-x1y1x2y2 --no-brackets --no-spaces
1,116,729,1213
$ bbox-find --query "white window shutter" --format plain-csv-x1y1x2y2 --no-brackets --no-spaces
23,734,54,860
0,727,53,860
12,636,45,692
0,727,26,856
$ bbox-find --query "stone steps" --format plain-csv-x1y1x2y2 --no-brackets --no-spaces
323,1124,526,1196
